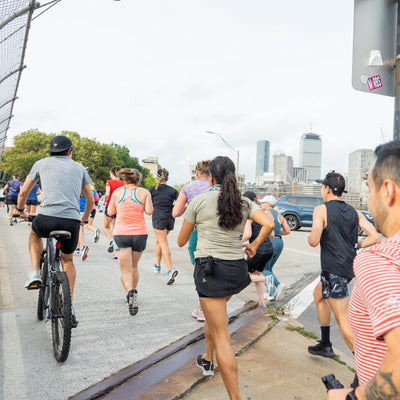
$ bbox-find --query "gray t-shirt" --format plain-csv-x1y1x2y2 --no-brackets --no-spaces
28,156,91,221
184,190,259,260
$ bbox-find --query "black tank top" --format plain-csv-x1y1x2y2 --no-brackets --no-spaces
320,200,358,278
250,221,273,255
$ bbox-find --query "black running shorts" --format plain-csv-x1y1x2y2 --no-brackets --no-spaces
247,251,273,273
113,234,148,252
32,214,80,254
26,199,39,206
152,217,175,231
6,195,18,205
321,271,352,299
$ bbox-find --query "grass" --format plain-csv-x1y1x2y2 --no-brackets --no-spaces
286,326,319,340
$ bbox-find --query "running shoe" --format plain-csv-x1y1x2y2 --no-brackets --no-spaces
24,268,42,289
112,252,118,259
166,268,178,285
107,240,114,253
81,245,89,261
264,275,276,301
127,289,138,316
275,283,287,301
307,341,336,358
196,354,214,376
9,219,13,226
74,247,80,256
152,264,161,274
94,229,100,243
191,308,206,322
71,305,79,328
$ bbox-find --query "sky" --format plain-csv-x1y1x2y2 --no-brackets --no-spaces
6,0,395,185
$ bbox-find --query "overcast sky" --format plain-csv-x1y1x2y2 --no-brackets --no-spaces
7,0,395,185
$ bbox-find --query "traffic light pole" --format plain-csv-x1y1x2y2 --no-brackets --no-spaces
394,0,400,140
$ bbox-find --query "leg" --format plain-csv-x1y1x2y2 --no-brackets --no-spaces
154,230,162,266
28,231,43,270
313,281,331,326
103,214,113,241
87,217,96,233
60,252,76,303
117,249,142,291
30,205,37,215
249,271,266,305
153,229,173,271
327,296,354,350
78,225,84,249
200,296,241,400
130,251,142,289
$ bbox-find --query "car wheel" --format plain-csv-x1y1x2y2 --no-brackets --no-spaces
285,214,299,231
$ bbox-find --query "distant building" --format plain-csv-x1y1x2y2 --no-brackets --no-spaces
256,172,279,186
142,156,160,177
348,149,375,193
299,132,322,182
255,140,270,179
292,167,308,183
273,153,293,183
237,173,245,192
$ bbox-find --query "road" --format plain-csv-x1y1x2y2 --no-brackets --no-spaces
0,207,349,400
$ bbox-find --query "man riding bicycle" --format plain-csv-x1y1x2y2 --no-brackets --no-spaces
16,135,94,327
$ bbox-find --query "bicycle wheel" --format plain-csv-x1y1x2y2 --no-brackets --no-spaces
51,271,72,362
37,251,48,321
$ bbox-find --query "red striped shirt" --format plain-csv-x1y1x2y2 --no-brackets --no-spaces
349,231,400,384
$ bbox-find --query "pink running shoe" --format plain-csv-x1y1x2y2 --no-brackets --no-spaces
191,308,205,322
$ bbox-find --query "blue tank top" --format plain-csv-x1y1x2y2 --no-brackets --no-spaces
269,208,281,236
320,200,358,278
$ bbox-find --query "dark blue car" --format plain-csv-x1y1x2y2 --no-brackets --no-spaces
275,195,374,235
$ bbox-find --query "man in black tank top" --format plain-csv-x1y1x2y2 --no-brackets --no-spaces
307,172,380,358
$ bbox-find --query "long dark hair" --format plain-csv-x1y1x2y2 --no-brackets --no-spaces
210,156,247,230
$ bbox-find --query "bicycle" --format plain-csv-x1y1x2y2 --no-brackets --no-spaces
21,215,73,362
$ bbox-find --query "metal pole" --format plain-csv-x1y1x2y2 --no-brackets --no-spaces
394,0,400,140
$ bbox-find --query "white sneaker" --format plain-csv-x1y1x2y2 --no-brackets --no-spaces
275,283,287,301
25,268,42,289
263,275,276,301
94,229,100,243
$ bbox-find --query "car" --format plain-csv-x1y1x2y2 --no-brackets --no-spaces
275,195,374,235
98,195,106,212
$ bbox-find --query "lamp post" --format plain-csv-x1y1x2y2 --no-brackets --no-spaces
206,131,240,179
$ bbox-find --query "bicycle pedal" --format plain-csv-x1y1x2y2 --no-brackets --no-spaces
27,283,42,290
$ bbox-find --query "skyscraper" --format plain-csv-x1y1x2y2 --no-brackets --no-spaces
299,132,322,182
273,152,293,183
255,140,270,179
348,149,375,193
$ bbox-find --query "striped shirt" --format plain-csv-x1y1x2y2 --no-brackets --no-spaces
348,231,400,384
180,179,210,204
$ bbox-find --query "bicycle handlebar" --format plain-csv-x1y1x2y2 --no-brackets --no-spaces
322,374,344,391
12,214,36,222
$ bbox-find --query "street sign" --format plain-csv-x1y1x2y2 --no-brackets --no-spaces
352,0,397,97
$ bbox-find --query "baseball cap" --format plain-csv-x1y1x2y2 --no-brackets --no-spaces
316,171,347,195
46,135,73,153
260,195,277,205
13,174,19,179
243,191,257,202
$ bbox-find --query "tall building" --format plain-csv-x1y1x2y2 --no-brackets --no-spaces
299,132,322,182
292,167,308,183
273,152,293,183
348,149,375,193
142,156,160,177
255,140,270,179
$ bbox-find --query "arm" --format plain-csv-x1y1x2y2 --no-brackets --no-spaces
104,185,111,204
243,209,275,258
17,178,36,218
278,212,291,235
177,219,195,247
172,192,187,218
144,190,153,216
81,183,94,224
357,211,381,249
242,220,252,242
308,205,326,247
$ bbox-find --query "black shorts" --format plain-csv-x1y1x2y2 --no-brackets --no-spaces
90,209,96,219
247,251,273,273
194,257,251,298
32,214,80,255
153,217,175,231
0,197,5,202
113,235,148,252
26,199,39,206
6,195,18,205
105,206,116,219
321,271,352,299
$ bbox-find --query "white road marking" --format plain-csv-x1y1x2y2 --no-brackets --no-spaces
285,247,320,257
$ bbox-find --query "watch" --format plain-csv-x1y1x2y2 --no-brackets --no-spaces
16,207,24,212
346,389,358,400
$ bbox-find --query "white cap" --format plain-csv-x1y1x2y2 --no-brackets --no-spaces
260,195,277,205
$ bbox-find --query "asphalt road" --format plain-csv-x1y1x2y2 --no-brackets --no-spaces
0,206,348,400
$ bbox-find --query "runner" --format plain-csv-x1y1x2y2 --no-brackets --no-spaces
259,195,291,302
327,141,400,400
75,191,93,261
4,174,23,225
172,160,210,321
87,183,100,243
242,191,274,307
107,168,153,316
104,166,124,256
149,168,179,284
25,183,41,218
0,186,6,207
177,156,274,400
16,135,93,327
307,171,380,358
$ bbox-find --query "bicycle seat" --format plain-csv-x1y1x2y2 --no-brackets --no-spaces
49,230,71,240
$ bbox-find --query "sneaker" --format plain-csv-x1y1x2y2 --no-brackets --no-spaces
71,305,79,328
196,354,214,376
152,264,161,274
24,268,42,289
127,289,138,316
107,240,114,253
75,247,80,256
275,283,287,301
81,245,89,261
264,275,276,301
112,252,118,259
308,341,336,358
166,268,178,285
94,229,100,243
258,303,267,308
191,308,206,322
9,219,14,226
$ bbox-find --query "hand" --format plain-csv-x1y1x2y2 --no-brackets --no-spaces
243,243,256,258
327,388,353,400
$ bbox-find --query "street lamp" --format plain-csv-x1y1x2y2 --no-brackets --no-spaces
206,131,240,179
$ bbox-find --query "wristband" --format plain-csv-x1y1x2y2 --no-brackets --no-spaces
16,207,24,212
346,389,358,400
81,220,89,225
